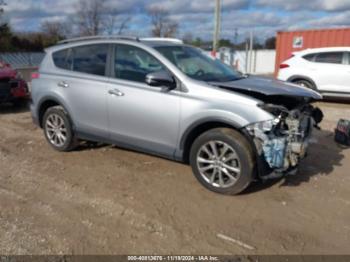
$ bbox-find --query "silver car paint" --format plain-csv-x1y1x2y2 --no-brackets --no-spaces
31,39,274,160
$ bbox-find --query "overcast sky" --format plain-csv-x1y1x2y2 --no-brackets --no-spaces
2,0,350,41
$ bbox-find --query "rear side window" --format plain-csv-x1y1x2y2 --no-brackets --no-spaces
314,52,344,64
303,53,316,62
73,44,108,76
53,49,72,70
114,44,165,83
52,44,108,76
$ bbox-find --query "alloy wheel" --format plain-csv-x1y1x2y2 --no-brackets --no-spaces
45,113,67,147
196,140,241,188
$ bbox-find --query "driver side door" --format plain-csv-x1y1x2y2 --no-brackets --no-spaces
106,44,181,158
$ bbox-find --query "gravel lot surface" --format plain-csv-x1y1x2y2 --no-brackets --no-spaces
0,102,349,255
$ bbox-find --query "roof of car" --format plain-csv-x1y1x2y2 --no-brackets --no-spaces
296,47,350,55
45,36,185,53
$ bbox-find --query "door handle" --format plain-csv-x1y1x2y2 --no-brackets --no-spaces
108,89,124,97
58,81,69,88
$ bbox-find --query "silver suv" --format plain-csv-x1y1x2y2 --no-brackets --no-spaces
31,36,323,195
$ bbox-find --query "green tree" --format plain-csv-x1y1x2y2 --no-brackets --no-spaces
219,39,232,48
264,36,276,49
0,23,13,52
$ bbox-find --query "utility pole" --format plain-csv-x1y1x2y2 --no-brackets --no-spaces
212,0,221,57
234,28,238,46
249,30,254,73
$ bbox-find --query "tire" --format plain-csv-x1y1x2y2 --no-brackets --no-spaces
293,79,315,90
42,106,77,152
189,128,255,195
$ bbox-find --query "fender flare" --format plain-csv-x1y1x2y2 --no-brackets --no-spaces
179,117,243,151
37,95,75,127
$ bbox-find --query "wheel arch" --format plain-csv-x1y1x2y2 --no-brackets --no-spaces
179,117,248,163
287,75,317,89
37,96,73,128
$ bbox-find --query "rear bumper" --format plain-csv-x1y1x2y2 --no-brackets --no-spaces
0,79,29,102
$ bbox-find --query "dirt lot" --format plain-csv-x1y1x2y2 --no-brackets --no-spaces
0,101,350,255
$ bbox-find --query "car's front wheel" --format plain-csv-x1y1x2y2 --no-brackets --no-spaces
190,128,255,195
42,106,77,152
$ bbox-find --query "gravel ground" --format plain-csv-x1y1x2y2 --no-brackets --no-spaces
0,101,349,255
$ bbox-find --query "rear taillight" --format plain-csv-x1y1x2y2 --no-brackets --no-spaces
279,64,290,69
31,72,40,80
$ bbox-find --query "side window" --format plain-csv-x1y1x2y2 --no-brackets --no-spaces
72,44,108,76
303,53,316,62
115,45,165,83
314,52,344,64
53,49,73,70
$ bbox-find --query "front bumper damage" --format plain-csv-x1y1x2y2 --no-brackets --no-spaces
245,104,323,180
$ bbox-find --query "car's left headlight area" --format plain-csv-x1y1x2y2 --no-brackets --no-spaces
245,103,323,177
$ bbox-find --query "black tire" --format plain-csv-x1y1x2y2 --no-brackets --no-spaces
293,79,315,90
42,106,77,152
189,128,255,195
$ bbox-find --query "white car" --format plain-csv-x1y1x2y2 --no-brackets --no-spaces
278,47,350,97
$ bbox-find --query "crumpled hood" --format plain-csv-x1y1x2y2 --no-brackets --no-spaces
210,75,322,100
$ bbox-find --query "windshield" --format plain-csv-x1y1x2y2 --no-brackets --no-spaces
155,45,243,82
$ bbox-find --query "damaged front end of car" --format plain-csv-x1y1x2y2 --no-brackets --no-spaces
245,99,323,180
211,76,324,180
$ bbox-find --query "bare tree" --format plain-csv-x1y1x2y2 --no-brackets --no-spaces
73,0,131,36
41,20,71,40
147,7,178,38
74,0,107,36
104,11,131,35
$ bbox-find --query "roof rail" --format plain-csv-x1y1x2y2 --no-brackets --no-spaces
58,35,139,45
140,38,184,44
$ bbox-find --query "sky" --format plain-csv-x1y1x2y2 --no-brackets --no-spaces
2,0,350,42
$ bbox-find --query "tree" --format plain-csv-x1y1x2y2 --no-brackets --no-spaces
219,39,233,48
147,7,178,38
73,0,131,36
192,37,203,47
104,12,131,35
74,0,107,36
264,36,276,49
0,23,12,52
41,20,71,42
182,32,193,44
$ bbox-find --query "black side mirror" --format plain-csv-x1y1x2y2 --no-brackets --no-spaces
145,70,176,90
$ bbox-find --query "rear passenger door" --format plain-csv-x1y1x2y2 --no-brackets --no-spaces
52,44,110,138
106,44,181,157
309,52,350,93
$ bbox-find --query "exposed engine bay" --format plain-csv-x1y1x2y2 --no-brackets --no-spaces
211,76,324,179
246,101,323,178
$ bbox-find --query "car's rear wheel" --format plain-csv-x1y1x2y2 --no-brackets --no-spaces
293,79,315,90
189,128,255,195
42,106,77,152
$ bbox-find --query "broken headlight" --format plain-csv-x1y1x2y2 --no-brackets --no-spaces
246,118,280,133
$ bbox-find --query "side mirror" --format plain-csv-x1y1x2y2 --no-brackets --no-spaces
145,70,176,89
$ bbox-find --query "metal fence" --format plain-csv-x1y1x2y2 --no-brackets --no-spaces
0,52,45,69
